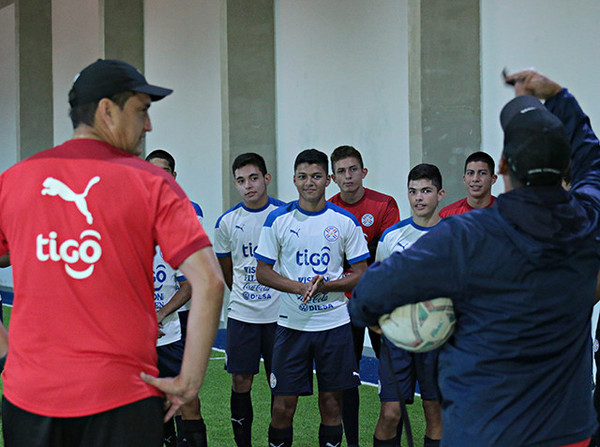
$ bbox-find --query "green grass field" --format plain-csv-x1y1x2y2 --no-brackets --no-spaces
201,349,426,446
0,306,427,446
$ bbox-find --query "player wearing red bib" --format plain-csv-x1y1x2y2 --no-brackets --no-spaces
328,145,400,447
439,152,497,218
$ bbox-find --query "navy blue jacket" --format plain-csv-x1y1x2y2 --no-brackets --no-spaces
350,89,600,447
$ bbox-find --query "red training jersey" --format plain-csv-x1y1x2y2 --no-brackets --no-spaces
439,196,496,218
329,188,400,250
0,139,211,417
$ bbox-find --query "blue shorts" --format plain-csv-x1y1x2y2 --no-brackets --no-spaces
378,336,440,403
225,318,277,375
157,339,184,378
270,323,360,396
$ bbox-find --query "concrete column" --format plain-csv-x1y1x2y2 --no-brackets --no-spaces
408,0,481,203
222,0,277,208
102,0,144,69
16,0,53,159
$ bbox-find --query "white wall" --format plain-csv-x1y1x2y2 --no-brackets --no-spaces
144,0,223,240
481,0,600,196
274,0,411,217
0,4,17,174
52,0,102,145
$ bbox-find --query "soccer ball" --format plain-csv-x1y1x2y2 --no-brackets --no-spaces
378,298,456,353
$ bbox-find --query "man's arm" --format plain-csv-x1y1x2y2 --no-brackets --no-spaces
506,69,600,195
217,256,233,290
349,223,462,327
156,280,191,324
256,260,309,297
314,260,368,295
142,246,225,420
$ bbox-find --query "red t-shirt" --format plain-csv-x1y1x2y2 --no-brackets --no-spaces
439,196,496,218
329,188,399,297
329,188,400,249
0,139,211,417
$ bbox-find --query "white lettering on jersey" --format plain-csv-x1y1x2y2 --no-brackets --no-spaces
41,176,100,224
36,230,102,279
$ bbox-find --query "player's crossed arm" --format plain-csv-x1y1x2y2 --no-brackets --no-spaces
256,259,368,304
256,260,319,304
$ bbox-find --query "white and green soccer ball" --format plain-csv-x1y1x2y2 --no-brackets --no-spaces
378,298,456,353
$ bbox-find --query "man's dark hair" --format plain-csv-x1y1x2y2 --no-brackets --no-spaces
330,145,364,172
146,149,175,173
232,153,267,176
69,91,135,129
295,149,328,173
408,163,443,191
464,151,495,174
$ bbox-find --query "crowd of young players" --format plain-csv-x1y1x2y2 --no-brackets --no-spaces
170,140,497,447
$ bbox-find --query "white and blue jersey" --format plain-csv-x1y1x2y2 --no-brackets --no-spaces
214,197,286,323
176,200,204,315
153,247,184,347
255,201,369,332
376,217,441,261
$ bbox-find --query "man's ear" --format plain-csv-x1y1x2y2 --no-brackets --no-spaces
361,167,368,179
96,98,115,124
498,157,509,175
264,172,272,186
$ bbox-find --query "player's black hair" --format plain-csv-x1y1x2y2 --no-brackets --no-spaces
295,149,329,173
330,145,364,172
232,153,267,176
464,151,495,174
408,163,443,191
146,149,176,173
69,91,135,129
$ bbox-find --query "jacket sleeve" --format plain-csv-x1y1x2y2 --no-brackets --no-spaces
545,88,600,210
348,221,464,327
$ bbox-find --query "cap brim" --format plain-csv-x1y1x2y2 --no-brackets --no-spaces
500,95,545,130
134,84,173,101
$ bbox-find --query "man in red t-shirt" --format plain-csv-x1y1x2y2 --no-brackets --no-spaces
439,151,497,217
328,145,400,447
0,59,224,447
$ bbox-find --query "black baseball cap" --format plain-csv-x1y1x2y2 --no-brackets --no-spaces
68,59,173,108
500,95,571,186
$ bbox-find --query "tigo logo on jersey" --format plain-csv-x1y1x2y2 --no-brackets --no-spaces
323,226,339,242
154,263,169,291
296,247,331,274
36,230,102,279
39,176,103,279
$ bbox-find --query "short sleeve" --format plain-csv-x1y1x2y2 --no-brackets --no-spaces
344,218,370,265
213,215,231,257
254,219,279,265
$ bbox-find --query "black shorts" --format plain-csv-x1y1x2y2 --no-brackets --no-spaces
269,323,360,395
2,396,163,447
378,336,440,403
157,339,184,377
225,318,277,375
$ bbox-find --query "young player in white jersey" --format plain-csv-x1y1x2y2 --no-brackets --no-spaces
213,153,285,447
146,150,204,347
374,164,445,447
147,150,207,447
255,149,369,447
